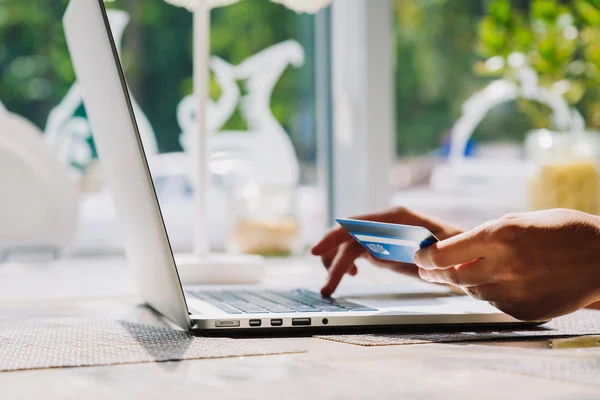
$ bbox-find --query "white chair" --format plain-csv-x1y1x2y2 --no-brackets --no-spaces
0,100,79,260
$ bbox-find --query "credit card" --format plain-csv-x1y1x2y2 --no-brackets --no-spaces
336,218,439,264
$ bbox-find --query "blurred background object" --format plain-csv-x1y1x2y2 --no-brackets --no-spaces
0,99,78,261
176,40,305,189
163,0,326,265
229,182,301,256
392,0,600,227
527,129,600,214
3,0,600,261
0,0,324,258
163,0,333,14
44,9,159,182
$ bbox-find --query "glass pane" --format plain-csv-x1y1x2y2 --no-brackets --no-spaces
0,0,326,258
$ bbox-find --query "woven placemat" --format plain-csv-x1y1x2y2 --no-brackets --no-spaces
0,316,304,372
316,310,600,346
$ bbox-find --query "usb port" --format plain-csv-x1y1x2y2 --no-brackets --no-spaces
270,319,283,327
249,319,262,327
292,318,311,326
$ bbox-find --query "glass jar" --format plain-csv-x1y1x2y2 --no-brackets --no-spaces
228,183,301,257
526,129,600,215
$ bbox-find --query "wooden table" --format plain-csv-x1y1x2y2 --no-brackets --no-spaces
0,256,598,399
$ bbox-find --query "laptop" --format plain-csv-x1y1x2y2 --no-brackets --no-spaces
63,0,526,332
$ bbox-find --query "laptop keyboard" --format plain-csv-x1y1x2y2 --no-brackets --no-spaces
191,289,377,314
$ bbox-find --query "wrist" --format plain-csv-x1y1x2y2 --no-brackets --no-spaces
590,264,600,305
587,301,600,310
592,284,600,305
587,214,600,304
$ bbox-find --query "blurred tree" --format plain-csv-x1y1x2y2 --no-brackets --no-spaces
394,0,537,156
0,0,74,125
477,0,600,129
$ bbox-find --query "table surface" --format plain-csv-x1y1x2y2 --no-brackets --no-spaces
0,255,599,400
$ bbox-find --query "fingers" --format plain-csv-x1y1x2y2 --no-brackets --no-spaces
321,241,364,297
502,213,524,220
414,223,496,270
321,249,358,276
364,254,420,278
387,265,420,279
312,207,445,256
311,225,352,256
320,249,336,270
418,259,497,287
383,263,420,278
461,284,503,302
420,265,503,299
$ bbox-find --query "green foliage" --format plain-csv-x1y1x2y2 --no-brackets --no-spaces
5,0,569,164
0,0,74,125
393,0,538,155
477,0,600,128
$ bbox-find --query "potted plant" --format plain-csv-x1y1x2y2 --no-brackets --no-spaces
476,0,600,214
476,0,600,129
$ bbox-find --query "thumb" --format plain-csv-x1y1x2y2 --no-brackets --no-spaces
414,227,488,270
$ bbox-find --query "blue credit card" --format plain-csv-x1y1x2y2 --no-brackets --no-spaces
336,218,439,264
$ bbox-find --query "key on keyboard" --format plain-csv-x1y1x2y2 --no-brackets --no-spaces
191,289,377,314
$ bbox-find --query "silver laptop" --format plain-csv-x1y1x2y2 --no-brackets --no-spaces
63,0,525,332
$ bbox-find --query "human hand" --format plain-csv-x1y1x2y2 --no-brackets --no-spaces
415,209,600,321
311,207,464,297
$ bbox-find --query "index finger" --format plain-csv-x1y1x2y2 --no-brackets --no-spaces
311,225,351,256
311,208,437,256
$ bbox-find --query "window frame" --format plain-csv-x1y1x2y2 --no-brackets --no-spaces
328,0,396,219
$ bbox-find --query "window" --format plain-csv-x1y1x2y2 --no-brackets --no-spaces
0,0,327,257
390,0,551,228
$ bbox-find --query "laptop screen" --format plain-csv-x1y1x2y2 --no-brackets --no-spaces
64,0,191,329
